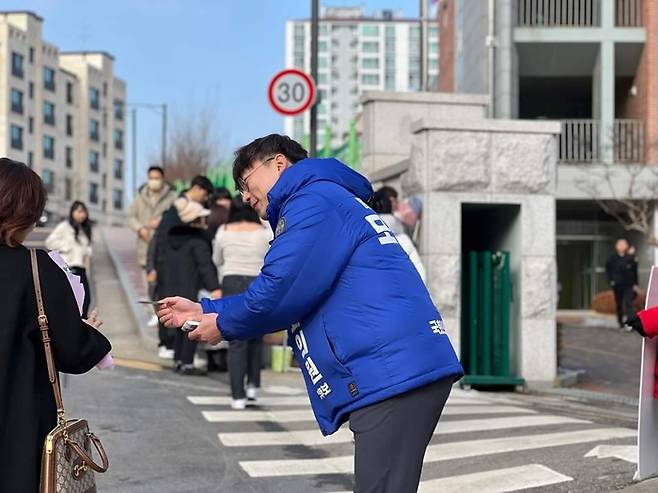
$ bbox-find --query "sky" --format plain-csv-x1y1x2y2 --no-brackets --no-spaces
5,0,419,197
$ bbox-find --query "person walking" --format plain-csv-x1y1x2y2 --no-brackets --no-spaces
213,196,272,409
157,199,221,375
370,188,426,283
0,158,111,493
158,134,463,493
45,201,94,317
606,237,639,328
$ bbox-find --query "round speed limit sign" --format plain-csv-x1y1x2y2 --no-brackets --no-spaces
268,69,316,116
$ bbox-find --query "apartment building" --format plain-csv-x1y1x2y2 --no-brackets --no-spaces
438,0,657,309
285,6,439,147
0,11,126,225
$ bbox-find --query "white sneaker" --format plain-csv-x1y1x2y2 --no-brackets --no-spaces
147,314,159,328
246,386,259,401
231,399,247,410
158,346,174,359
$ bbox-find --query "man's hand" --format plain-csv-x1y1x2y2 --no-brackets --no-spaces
138,227,150,242
147,217,161,230
84,307,104,330
210,289,222,299
147,270,157,283
188,313,222,345
157,297,202,328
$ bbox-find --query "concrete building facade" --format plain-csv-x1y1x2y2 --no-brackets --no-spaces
284,6,439,147
437,0,657,309
0,11,126,225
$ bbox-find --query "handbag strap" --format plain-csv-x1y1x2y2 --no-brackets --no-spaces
29,249,66,418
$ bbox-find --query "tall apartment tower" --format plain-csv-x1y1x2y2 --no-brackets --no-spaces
0,11,127,225
284,6,439,147
438,0,657,309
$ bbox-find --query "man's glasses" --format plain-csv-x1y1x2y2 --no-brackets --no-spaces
237,156,276,194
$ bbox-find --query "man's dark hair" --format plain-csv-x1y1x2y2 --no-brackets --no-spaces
371,189,393,215
147,166,165,177
233,134,308,185
212,187,232,201
190,175,214,194
378,185,399,201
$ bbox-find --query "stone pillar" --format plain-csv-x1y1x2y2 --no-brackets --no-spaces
598,1,616,164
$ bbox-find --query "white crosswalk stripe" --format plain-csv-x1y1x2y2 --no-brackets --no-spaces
218,414,590,447
187,388,636,492
329,464,573,493
202,404,536,423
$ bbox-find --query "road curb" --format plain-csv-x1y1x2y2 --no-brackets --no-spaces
100,227,158,349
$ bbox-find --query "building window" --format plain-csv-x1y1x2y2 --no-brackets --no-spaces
294,54,305,69
43,135,55,160
67,82,74,104
318,73,328,84
89,151,100,172
29,117,34,134
429,41,438,54
362,42,379,53
66,114,73,136
10,125,23,150
102,173,107,188
361,74,380,85
11,52,24,78
113,159,123,180
11,89,23,114
102,111,107,129
429,26,438,38
360,25,379,36
42,170,55,193
361,58,380,69
28,151,33,168
90,87,100,110
113,189,123,210
66,146,73,168
385,74,396,90
44,101,56,126
65,177,72,201
29,46,34,64
318,40,328,52
318,57,328,69
89,183,99,204
29,82,34,100
90,119,100,141
114,99,124,120
43,67,56,91
429,58,438,71
103,82,108,97
114,129,124,150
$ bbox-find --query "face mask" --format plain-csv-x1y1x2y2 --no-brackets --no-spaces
148,179,163,192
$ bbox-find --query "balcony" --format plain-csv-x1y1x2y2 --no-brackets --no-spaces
517,0,642,27
558,119,644,164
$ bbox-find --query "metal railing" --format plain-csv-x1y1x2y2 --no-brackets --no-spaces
614,119,644,163
517,0,600,27
558,119,644,163
615,0,643,27
559,120,600,163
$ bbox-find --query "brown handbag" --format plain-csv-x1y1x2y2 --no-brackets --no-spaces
30,249,110,493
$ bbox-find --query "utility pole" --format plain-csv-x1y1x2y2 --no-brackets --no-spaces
132,108,137,195
309,0,319,157
161,103,168,168
420,0,428,92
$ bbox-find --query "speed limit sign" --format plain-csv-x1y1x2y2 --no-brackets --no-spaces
268,69,316,116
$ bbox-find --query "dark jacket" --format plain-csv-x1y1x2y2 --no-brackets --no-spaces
606,253,638,287
157,225,219,305
0,242,111,493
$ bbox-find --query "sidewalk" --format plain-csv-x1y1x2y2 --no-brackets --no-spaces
621,478,658,491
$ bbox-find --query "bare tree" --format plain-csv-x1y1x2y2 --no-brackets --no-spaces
150,101,221,183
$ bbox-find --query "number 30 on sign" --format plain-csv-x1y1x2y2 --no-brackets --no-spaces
268,69,316,117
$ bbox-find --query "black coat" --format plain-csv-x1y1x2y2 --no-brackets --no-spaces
606,253,638,288
0,242,111,493
156,225,220,304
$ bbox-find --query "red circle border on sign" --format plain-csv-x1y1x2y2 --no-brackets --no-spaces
268,68,316,116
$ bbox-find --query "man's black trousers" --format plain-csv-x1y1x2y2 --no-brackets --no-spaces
613,285,636,327
349,377,453,493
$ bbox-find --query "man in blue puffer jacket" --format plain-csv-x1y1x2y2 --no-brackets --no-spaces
158,134,464,492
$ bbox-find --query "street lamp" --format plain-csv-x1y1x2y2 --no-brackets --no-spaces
126,102,168,194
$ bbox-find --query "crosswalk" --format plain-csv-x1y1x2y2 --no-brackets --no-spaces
186,386,637,492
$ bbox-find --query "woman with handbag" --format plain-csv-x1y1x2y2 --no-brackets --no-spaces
0,158,112,493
